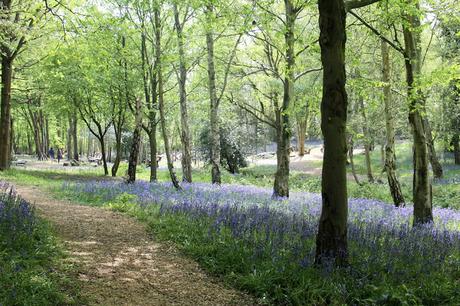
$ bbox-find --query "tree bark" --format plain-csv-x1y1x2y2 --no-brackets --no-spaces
95,125,109,176
174,4,193,183
72,114,79,160
296,120,307,156
155,8,181,190
348,134,362,185
359,97,374,183
424,118,443,178
111,127,122,177
148,128,158,181
381,39,405,207
453,134,460,165
273,0,296,198
0,56,12,170
205,4,221,185
67,116,73,160
127,99,142,183
403,2,432,225
315,0,348,266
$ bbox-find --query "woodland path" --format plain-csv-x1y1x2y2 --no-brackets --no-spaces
14,184,255,306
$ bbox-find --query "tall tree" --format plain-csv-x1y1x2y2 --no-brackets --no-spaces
0,0,35,169
205,3,222,185
173,3,193,183
315,0,349,266
155,6,181,190
127,98,142,183
204,2,241,184
381,39,405,207
402,0,432,224
315,0,381,265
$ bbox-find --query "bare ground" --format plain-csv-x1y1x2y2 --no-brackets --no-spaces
14,184,255,306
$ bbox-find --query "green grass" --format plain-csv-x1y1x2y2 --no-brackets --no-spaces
58,190,460,305
0,187,82,305
1,141,459,305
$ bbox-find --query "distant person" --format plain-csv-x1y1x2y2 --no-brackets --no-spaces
57,148,63,163
49,147,55,160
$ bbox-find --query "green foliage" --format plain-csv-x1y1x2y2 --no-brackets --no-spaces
105,192,140,214
198,125,248,174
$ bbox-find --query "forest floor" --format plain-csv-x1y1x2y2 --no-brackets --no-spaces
13,183,255,306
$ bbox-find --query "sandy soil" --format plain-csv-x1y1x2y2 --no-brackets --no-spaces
14,184,255,306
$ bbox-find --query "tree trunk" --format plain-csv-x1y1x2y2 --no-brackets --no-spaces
91,122,109,176
155,8,181,190
359,97,374,183
297,119,307,156
127,99,142,183
27,131,33,155
0,56,13,170
148,128,158,182
348,135,361,186
274,119,290,198
9,117,13,160
381,39,405,207
99,136,108,176
111,104,124,177
72,114,78,160
174,4,193,183
273,0,295,198
67,116,72,160
111,130,122,177
315,0,348,266
403,3,432,225
205,5,221,185
453,134,460,165
424,118,443,178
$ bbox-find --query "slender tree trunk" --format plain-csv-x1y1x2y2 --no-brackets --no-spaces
359,97,374,182
205,5,221,185
72,114,78,160
92,123,109,176
27,108,45,160
45,118,50,154
127,99,142,183
174,4,193,183
27,131,33,155
403,3,432,225
381,39,405,207
274,119,290,198
148,129,158,182
424,118,443,178
9,118,13,160
315,0,348,266
297,119,307,156
453,134,460,165
155,8,180,190
111,129,122,177
0,56,13,170
67,116,72,160
348,135,361,185
273,0,295,198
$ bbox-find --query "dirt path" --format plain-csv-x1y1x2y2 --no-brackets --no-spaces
14,184,255,306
